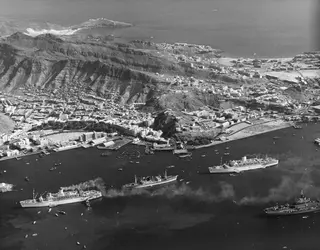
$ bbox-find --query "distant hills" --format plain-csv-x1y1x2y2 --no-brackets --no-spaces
0,17,133,38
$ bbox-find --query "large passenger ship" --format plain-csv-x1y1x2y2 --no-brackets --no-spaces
20,188,102,208
208,156,279,174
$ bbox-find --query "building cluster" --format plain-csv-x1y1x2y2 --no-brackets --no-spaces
177,106,270,132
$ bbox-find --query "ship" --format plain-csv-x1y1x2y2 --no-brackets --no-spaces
314,138,320,146
122,170,178,190
264,190,320,216
20,188,102,208
208,156,279,174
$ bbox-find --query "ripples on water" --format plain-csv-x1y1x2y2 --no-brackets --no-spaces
2,123,320,249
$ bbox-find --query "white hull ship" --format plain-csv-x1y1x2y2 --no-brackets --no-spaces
208,156,279,174
20,188,102,208
123,170,178,189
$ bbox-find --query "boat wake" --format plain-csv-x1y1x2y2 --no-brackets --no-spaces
104,182,235,203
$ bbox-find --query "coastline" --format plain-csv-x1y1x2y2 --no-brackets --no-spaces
194,119,292,149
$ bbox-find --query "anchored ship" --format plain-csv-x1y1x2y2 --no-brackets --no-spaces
123,170,178,190
208,156,279,174
20,188,102,208
264,190,320,216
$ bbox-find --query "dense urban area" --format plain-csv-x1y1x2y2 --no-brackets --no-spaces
0,38,319,160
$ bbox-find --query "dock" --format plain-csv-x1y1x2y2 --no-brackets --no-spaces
53,144,82,152
107,138,133,151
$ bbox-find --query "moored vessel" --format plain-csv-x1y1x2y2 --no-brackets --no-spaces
208,156,279,174
20,188,102,208
264,191,320,216
123,170,178,190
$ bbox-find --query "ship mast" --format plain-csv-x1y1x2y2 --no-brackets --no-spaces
32,189,35,199
134,175,137,184
164,170,167,178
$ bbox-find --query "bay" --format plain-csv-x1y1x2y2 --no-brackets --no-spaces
1,123,320,249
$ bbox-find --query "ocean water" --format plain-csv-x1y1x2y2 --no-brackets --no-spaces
2,123,320,249
2,0,319,57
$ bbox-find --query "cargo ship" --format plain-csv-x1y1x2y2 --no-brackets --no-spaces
123,170,178,190
264,191,320,216
20,188,102,208
208,156,279,174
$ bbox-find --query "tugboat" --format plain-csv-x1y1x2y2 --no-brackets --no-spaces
122,170,178,190
264,190,320,216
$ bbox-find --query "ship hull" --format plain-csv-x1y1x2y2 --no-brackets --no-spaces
208,160,279,174
124,176,178,190
20,193,102,208
265,207,320,216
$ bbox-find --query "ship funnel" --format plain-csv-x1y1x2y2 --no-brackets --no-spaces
242,156,247,161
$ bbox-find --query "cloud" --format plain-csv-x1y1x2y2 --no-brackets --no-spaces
24,27,81,36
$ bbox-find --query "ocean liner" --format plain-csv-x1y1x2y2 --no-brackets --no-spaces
264,191,320,216
123,170,178,189
20,188,102,208
208,156,279,174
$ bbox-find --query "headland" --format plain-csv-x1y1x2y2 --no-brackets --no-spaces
0,31,318,159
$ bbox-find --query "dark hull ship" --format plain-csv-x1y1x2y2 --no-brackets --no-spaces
264,191,320,216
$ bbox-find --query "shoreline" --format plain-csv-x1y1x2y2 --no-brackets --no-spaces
194,119,292,149
0,120,293,162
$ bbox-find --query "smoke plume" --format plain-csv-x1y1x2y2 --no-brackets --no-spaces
104,182,235,203
239,173,320,205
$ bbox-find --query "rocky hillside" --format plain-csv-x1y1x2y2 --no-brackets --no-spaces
0,29,225,111
0,32,188,104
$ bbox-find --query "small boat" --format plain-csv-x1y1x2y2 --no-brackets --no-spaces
118,168,123,171
25,176,30,182
293,124,302,129
166,165,175,169
273,136,280,140
314,138,320,146
179,152,192,158
49,167,57,171
15,157,21,161
85,200,91,207
58,210,67,215
173,149,189,155
145,144,154,155
224,152,230,156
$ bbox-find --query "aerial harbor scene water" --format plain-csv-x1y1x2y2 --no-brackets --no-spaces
0,0,320,249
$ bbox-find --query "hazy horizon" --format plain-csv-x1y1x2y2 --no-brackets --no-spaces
0,0,319,57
